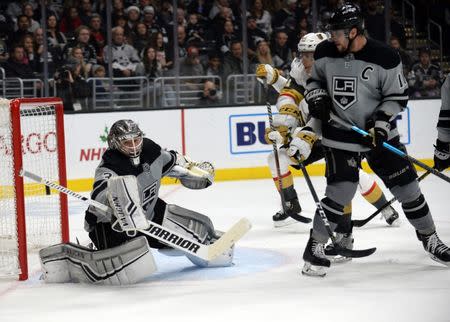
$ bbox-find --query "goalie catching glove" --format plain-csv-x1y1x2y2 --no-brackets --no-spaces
287,128,318,162
168,153,215,189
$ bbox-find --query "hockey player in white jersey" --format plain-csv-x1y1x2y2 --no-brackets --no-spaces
434,74,450,171
256,32,399,232
300,3,450,276
40,119,234,285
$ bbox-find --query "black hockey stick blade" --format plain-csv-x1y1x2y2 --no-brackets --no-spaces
335,245,377,258
288,212,312,223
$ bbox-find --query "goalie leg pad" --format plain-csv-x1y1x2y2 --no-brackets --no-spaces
39,236,156,285
162,205,234,266
107,175,150,234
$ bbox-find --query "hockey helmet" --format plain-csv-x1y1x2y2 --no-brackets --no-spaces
107,120,144,160
297,32,328,53
326,3,364,33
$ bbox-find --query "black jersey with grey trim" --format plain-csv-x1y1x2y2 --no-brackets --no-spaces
437,75,450,142
84,138,177,232
307,38,409,152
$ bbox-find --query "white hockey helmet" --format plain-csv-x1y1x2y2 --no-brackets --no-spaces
297,32,328,53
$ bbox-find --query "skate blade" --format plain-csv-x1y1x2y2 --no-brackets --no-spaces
327,255,352,264
301,263,327,277
429,254,450,267
273,217,297,228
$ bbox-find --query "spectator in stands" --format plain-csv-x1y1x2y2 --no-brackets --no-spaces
171,25,188,59
180,46,205,77
79,0,94,26
13,15,33,42
246,15,268,58
198,80,223,105
186,13,206,47
33,27,58,75
47,14,67,55
210,0,231,20
159,0,174,27
255,40,284,70
89,14,105,63
409,47,442,98
112,0,126,24
142,46,162,80
68,46,89,78
211,5,235,39
271,30,292,71
2,44,35,79
249,0,272,36
143,6,167,38
289,16,310,52
223,40,256,80
187,0,213,17
103,26,144,77
125,6,141,36
389,35,412,75
64,26,97,75
205,50,223,78
22,34,37,68
0,37,8,64
217,19,240,55
22,3,40,33
318,0,339,30
60,7,82,39
131,22,151,55
363,0,386,43
299,0,313,26
272,0,302,33
151,31,173,71
54,57,91,111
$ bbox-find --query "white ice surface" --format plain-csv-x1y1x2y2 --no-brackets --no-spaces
1,173,449,322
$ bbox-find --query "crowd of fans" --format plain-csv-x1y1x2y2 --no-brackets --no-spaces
0,0,447,110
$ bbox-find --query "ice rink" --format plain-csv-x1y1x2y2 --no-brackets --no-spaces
1,172,449,322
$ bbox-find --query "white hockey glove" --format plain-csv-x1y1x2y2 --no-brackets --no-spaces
256,64,279,85
273,113,298,129
267,130,284,146
287,128,318,162
107,176,150,236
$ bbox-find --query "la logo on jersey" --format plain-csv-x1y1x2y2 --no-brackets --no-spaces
332,76,357,110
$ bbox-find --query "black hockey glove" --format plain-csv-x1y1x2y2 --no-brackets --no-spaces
304,88,332,122
372,112,391,152
434,139,450,171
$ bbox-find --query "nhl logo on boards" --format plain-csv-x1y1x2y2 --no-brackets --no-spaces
332,76,357,110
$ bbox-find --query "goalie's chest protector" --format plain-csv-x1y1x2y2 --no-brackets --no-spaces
101,138,175,220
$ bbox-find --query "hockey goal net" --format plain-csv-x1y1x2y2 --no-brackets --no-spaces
0,97,69,280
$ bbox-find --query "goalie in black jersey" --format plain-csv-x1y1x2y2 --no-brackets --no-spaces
298,3,450,276
39,119,235,285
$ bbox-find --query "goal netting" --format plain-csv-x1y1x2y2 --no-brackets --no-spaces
0,97,69,280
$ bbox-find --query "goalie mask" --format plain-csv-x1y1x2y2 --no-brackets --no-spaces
108,120,144,165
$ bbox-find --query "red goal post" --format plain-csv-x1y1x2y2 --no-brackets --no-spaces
0,97,69,281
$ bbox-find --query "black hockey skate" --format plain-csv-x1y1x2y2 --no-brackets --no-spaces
381,206,401,226
302,230,331,277
324,232,354,263
417,230,450,267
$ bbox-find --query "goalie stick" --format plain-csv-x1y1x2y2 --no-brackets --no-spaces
297,161,376,258
264,82,312,224
20,169,252,262
353,171,431,227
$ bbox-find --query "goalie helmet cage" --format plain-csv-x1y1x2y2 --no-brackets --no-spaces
0,97,69,281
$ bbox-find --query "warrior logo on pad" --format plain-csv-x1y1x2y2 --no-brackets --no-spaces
332,76,357,110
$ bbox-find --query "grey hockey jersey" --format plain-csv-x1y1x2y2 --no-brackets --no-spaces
307,38,409,152
84,138,176,232
437,75,450,142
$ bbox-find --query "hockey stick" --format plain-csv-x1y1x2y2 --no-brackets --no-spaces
353,171,431,227
264,82,312,224
329,114,450,184
19,169,252,262
296,161,376,258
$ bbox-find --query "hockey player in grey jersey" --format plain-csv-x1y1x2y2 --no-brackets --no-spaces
299,3,450,276
434,74,450,171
